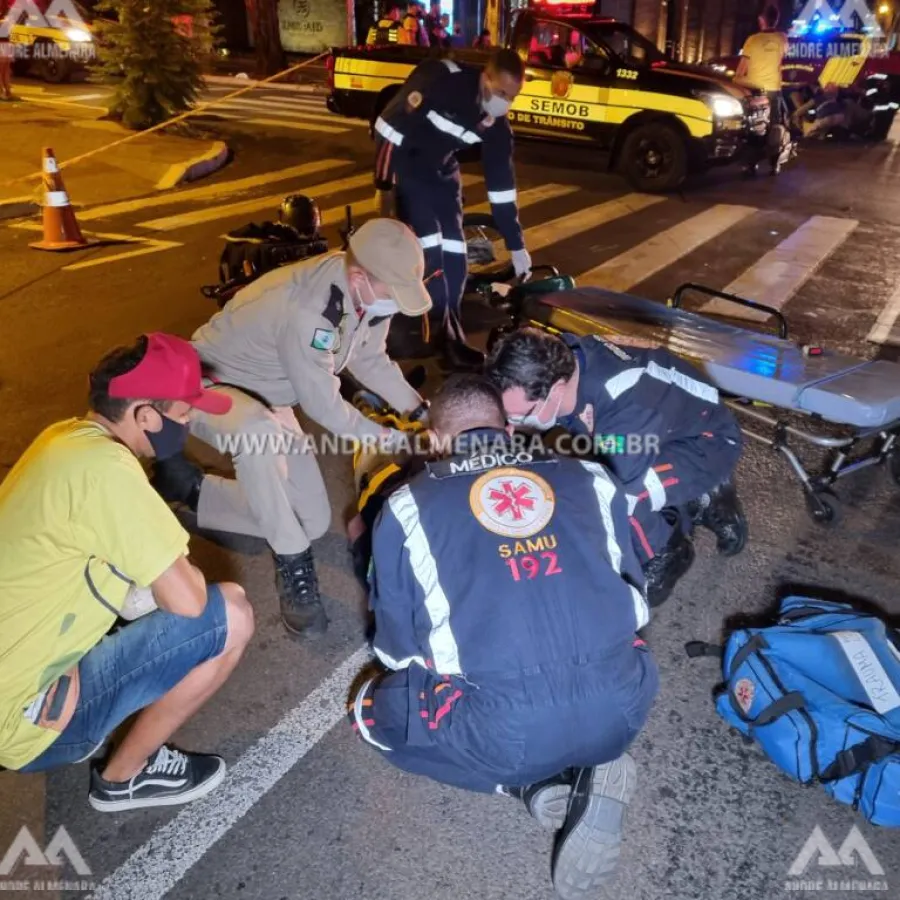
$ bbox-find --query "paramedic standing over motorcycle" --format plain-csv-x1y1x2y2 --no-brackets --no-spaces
735,4,790,175
372,49,533,369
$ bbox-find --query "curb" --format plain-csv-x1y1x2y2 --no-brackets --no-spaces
0,199,39,222
204,74,325,93
156,140,230,191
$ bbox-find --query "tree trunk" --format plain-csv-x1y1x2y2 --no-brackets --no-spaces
245,0,286,78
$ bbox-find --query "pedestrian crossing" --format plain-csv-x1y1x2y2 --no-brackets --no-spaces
197,85,362,135
24,150,900,350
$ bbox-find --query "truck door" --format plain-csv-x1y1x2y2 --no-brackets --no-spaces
509,16,617,146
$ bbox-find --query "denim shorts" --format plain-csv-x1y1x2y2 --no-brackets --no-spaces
19,584,229,773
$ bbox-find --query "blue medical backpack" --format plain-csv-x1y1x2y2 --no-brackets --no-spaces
688,595,900,826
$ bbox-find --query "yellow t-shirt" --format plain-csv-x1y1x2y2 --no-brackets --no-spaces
0,418,190,769
738,31,788,92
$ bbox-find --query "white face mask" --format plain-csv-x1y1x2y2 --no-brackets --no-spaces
508,392,562,432
483,92,510,118
358,274,400,318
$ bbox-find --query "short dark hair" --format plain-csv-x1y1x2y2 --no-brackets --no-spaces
485,328,576,401
88,335,173,422
430,373,506,436
487,47,525,82
761,4,779,27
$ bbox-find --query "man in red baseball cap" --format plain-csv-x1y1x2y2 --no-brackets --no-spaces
0,333,255,814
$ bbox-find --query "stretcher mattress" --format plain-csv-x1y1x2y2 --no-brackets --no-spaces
524,288,900,430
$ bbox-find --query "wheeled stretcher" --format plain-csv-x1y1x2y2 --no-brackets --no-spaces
487,275,900,525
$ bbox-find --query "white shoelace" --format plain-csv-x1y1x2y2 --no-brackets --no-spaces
146,745,188,778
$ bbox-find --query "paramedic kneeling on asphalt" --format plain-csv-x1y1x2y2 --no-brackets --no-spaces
373,49,532,368
348,374,656,898
486,328,747,609
0,334,253,812
152,218,430,640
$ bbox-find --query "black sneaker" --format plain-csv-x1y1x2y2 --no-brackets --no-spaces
551,754,638,899
509,770,576,831
694,480,748,557
88,745,226,812
642,529,695,609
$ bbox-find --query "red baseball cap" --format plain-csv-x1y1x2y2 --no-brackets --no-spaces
107,333,232,415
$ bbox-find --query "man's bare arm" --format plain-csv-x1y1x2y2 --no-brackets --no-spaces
151,556,208,618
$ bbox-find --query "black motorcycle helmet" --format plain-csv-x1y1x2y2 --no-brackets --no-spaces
279,194,321,238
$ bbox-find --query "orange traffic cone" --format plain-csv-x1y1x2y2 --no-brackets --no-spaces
29,148,96,251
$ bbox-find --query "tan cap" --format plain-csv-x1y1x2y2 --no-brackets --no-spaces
348,218,433,316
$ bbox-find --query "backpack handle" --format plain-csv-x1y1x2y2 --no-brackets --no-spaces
820,734,900,783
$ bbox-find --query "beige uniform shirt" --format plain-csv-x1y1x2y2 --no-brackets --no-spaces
191,251,422,439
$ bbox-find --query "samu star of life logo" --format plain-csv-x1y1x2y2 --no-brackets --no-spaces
469,467,556,538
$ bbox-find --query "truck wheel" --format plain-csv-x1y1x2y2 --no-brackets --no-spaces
618,122,688,193
39,54,72,84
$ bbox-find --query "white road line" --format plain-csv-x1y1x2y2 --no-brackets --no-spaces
85,645,371,900
867,283,900,345
211,112,349,134
140,172,374,231
467,183,580,215
578,204,757,292
210,100,364,127
700,216,858,321
213,97,327,112
79,159,353,221
62,238,183,271
522,194,667,254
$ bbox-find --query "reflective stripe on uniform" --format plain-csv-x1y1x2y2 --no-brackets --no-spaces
387,486,462,674
352,677,392,751
426,110,482,144
373,646,427,670
418,232,442,249
375,116,404,146
442,238,466,254
442,59,460,72
578,460,650,630
642,467,667,512
487,189,516,204
604,362,718,405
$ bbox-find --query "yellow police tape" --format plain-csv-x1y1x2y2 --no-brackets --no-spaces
0,52,329,191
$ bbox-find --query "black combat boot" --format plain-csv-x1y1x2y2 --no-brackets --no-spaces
272,548,328,638
151,452,204,512
439,309,486,372
505,769,576,831
642,527,695,609
688,479,748,557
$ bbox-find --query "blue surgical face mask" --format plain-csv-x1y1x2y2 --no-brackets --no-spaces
140,407,189,459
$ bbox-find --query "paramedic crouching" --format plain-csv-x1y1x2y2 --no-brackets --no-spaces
486,328,747,609
347,374,657,898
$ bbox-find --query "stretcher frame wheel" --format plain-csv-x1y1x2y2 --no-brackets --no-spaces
804,489,841,526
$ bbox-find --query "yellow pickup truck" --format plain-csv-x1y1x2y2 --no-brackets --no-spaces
2,0,95,83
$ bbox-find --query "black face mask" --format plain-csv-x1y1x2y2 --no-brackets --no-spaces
139,407,188,460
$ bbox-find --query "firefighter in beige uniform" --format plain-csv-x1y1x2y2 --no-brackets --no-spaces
151,219,430,639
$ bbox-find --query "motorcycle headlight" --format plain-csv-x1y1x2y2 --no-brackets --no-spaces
705,93,744,118
65,28,92,42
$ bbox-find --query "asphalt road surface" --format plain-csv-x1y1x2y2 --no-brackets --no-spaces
2,78,900,900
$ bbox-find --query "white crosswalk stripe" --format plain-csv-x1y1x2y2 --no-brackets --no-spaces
195,88,358,133
28,152,900,342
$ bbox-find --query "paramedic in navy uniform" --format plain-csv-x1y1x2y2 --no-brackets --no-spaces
486,327,747,609
372,48,533,369
347,374,657,898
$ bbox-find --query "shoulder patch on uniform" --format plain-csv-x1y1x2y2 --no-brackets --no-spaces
323,283,344,328
311,328,336,351
469,467,556,538
407,90,423,110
